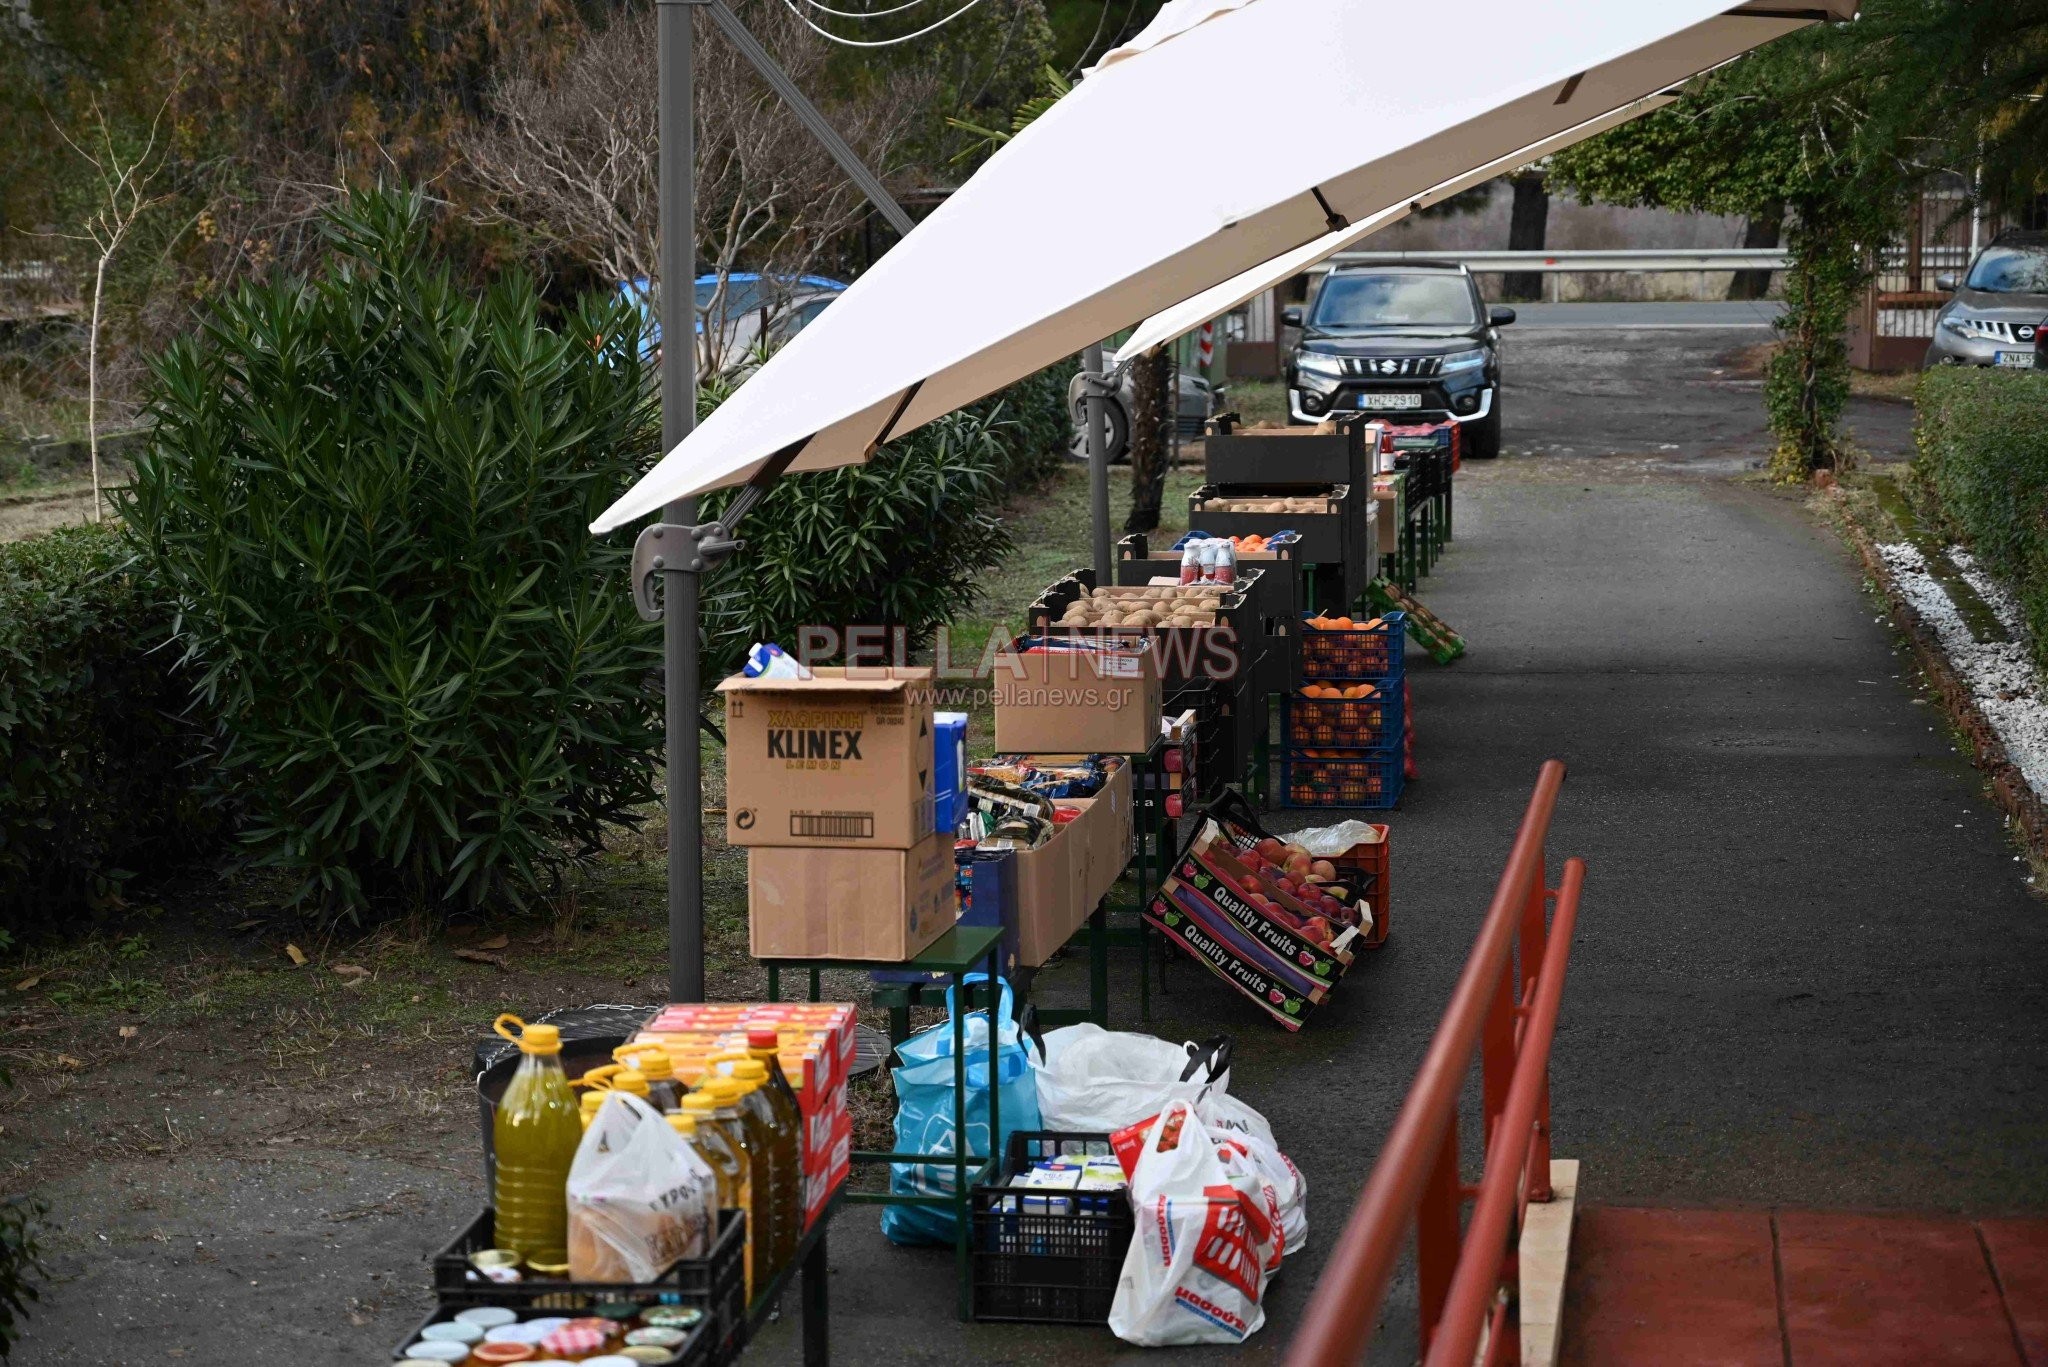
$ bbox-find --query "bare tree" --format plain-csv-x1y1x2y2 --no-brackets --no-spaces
50,96,171,522
463,1,931,380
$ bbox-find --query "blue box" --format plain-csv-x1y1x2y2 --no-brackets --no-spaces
872,848,1020,986
934,710,970,838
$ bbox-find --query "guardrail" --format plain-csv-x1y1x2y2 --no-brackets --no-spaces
1286,759,1587,1367
1316,247,1792,275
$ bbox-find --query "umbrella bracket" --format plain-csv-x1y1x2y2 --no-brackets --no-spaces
631,520,742,621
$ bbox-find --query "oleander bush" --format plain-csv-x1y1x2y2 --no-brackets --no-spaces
0,522,218,929
119,190,664,923
1914,367,2048,671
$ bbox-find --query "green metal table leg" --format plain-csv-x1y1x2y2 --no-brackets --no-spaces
767,964,781,1002
1089,900,1109,1027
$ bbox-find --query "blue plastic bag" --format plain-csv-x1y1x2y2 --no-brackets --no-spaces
880,973,1042,1246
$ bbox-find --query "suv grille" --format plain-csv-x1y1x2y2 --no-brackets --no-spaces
1956,319,2039,344
1340,355,1443,379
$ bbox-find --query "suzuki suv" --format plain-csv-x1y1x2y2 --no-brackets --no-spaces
1283,262,1513,458
1925,231,2048,369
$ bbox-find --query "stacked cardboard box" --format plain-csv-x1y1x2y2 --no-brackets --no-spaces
720,666,949,961
636,1002,857,1229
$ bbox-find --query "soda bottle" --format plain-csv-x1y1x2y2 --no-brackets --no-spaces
681,1091,753,1296
700,1076,774,1296
489,1015,582,1263
1213,537,1237,586
1179,540,1201,586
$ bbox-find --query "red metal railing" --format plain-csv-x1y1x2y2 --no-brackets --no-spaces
1287,760,1586,1366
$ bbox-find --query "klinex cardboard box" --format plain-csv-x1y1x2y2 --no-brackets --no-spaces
747,831,955,961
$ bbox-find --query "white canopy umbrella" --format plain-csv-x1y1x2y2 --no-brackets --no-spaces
594,0,1851,534
1110,94,1675,367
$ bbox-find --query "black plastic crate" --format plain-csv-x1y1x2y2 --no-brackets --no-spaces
1187,483,1367,609
970,1131,1134,1325
430,1206,747,1363
392,1296,714,1363
1028,568,1256,688
1203,421,1369,488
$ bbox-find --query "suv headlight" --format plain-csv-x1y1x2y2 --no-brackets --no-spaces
1439,348,1488,373
1295,351,1346,378
1939,312,1988,340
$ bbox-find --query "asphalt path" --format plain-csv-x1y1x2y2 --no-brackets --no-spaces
754,328,2046,1363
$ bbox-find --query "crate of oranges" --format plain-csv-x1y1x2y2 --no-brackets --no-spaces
1281,748,1404,810
1298,611,1405,682
1283,682,1400,749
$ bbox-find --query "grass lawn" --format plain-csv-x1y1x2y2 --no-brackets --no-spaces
0,453,1210,1190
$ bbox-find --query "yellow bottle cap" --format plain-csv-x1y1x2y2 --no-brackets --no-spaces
495,1014,562,1055
665,1112,699,1138
614,1042,675,1080
725,1059,769,1084
580,1091,607,1116
610,1068,650,1098
700,1076,747,1103
681,1093,720,1116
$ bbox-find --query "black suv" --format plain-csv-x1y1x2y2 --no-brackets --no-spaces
1283,262,1513,458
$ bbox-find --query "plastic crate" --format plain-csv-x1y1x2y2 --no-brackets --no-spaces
1280,748,1404,809
392,1297,715,1363
1329,828,1392,949
970,1131,1134,1324
431,1206,748,1363
1298,611,1405,682
1282,685,1401,749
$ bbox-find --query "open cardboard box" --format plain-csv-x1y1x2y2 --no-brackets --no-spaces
718,665,935,848
1008,762,1133,966
992,636,1163,755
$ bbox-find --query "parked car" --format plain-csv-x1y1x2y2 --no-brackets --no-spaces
1065,365,1220,463
1281,262,1513,458
618,272,847,373
1924,230,2047,369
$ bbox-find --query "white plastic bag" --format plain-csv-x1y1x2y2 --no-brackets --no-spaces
567,1092,718,1282
1033,1024,1231,1133
1109,1102,1276,1346
1198,1090,1308,1256
1289,819,1384,856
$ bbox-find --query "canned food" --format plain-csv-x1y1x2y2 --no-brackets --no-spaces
400,1344,471,1364
483,1322,548,1344
526,1252,572,1277
642,1306,702,1330
470,1248,523,1283
624,1327,686,1348
457,1306,520,1329
619,1350,674,1364
420,1320,486,1344
470,1344,537,1365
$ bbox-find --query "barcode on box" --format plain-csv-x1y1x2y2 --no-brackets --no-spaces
791,812,873,839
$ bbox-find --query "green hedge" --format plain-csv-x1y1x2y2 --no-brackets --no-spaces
1914,367,2048,671
0,523,218,928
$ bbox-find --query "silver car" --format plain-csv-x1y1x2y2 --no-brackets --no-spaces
1925,231,2048,369
1066,366,1218,463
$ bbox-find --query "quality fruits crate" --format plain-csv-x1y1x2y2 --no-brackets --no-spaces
1201,788,1390,949
970,1132,1135,1325
1298,611,1405,682
431,1206,748,1364
1281,748,1404,810
393,1297,713,1364
1283,682,1401,749
1187,483,1359,606
1203,420,1371,488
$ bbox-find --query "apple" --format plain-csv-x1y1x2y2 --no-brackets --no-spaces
1284,852,1313,880
1311,859,1337,881
1255,838,1287,862
1274,875,1296,895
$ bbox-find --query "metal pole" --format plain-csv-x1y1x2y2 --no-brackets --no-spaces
659,0,703,1004
1085,340,1111,584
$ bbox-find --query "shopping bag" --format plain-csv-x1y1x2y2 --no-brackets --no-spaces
881,973,1043,1246
1033,1022,1233,1132
1108,1101,1276,1346
566,1091,718,1282
1198,1090,1308,1256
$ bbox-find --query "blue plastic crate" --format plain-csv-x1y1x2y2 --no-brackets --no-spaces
1280,747,1404,809
1297,610,1405,682
1281,684,1402,750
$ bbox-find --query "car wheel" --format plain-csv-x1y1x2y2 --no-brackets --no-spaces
1065,399,1132,464
1465,402,1502,460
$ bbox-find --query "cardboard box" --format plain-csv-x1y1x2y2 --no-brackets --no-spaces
747,832,954,961
718,666,935,848
993,639,1163,755
1012,763,1133,966
871,848,1019,987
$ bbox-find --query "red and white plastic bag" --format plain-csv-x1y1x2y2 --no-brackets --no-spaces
1108,1101,1278,1346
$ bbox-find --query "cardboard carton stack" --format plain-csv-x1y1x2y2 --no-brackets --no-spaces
719,666,949,962
636,1001,857,1230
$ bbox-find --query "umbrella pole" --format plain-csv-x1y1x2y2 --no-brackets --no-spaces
1085,340,1111,584
658,0,703,1004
